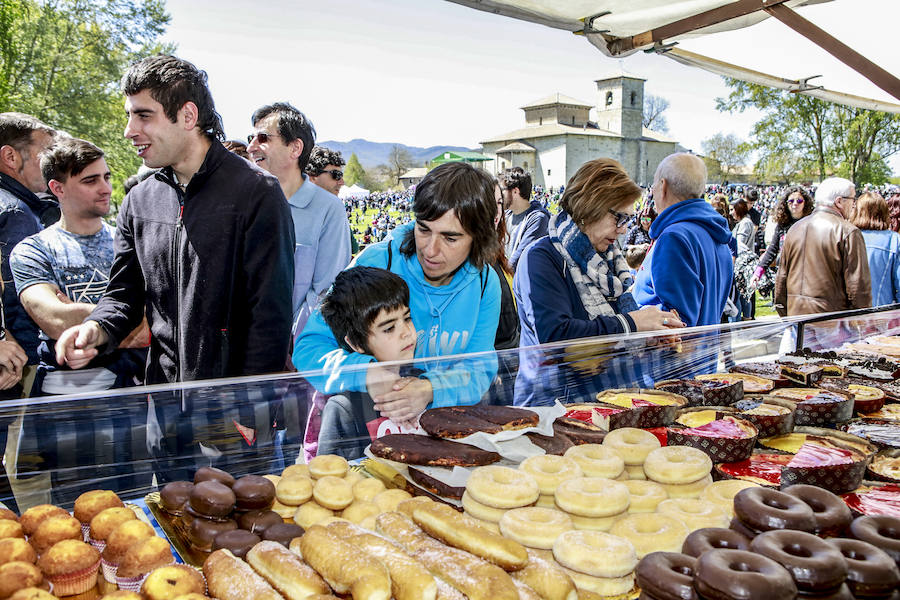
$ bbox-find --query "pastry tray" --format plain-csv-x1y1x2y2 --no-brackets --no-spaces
144,491,206,568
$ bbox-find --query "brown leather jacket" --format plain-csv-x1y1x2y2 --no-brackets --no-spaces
774,206,871,316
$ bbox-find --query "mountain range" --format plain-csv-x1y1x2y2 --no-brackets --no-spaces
319,138,478,169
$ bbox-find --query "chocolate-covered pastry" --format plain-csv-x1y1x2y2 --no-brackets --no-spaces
212,529,260,558
420,405,539,439
193,466,235,487
408,467,465,499
552,417,607,444
232,475,276,510
187,516,237,552
370,434,501,467
261,523,304,547
189,480,236,518
159,481,194,516
525,431,574,455
237,509,283,534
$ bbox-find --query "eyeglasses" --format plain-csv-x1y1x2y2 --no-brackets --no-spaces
787,198,805,205
640,216,652,223
247,131,280,144
322,169,343,180
840,195,858,203
608,209,633,228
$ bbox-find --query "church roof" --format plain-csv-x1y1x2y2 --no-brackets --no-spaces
481,122,617,144
595,68,647,83
496,141,536,153
520,93,593,110
642,126,676,143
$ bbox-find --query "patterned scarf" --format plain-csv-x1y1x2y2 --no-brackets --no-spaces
549,210,637,319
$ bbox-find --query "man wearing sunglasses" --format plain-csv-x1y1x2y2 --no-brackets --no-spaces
248,104,351,339
306,145,345,197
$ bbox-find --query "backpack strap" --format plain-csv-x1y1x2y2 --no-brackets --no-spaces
387,242,392,270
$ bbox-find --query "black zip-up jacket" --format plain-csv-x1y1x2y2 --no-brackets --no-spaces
87,141,294,384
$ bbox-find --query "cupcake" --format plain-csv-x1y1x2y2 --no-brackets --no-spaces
100,520,155,583
115,537,174,592
73,491,124,541
0,538,36,565
141,564,206,600
0,561,44,598
0,508,18,522
19,505,68,537
8,588,57,600
0,520,24,540
89,507,136,552
37,539,100,596
30,514,82,555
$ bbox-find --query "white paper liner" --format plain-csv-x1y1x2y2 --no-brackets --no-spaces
101,556,118,583
115,572,149,593
80,522,90,542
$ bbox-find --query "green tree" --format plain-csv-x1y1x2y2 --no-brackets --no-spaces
702,132,750,183
343,152,366,186
0,0,172,205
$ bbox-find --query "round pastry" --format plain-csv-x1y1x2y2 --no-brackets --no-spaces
518,455,582,495
694,548,797,600
269,498,296,520
373,489,413,513
351,478,385,502
553,530,637,578
19,505,68,537
610,514,689,558
625,464,646,480
466,465,540,509
733,487,816,534
97,592,143,600
232,475,276,510
561,567,635,597
624,480,668,513
730,516,760,539
827,537,900,598
0,509,17,522
0,520,23,539
783,484,852,537
73,491,124,534
237,509,283,534
159,482,194,516
312,476,354,511
262,474,281,487
31,514,82,554
555,477,629,518
343,470,364,485
395,496,433,518
659,474,713,499
635,551,698,600
189,480,236,518
0,538,36,565
211,529,261,559
7,588,58,600
186,516,237,552
341,500,380,525
643,446,712,485
850,514,900,567
262,522,304,547
115,537,174,591
498,507,573,549
701,479,759,517
0,561,44,599
293,500,334,529
461,491,507,523
101,520,155,582
602,427,662,466
567,512,622,532
37,539,101,596
750,530,847,592
89,507,137,550
141,564,206,600
282,464,311,479
682,527,751,558
563,444,624,479
193,466,235,487
169,595,209,600
308,454,349,479
657,498,729,531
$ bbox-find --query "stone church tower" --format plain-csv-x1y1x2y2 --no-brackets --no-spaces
595,73,645,139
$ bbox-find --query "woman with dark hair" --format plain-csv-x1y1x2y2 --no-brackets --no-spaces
852,191,900,306
488,180,520,405
751,186,813,289
730,199,755,321
731,199,754,253
625,205,656,247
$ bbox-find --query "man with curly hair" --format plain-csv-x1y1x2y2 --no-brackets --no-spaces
306,145,345,197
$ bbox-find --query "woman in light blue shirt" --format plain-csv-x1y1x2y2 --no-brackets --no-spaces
852,192,900,306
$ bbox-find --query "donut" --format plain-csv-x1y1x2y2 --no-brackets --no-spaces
343,470,364,486
518,455,582,495
827,537,900,598
701,480,759,517
293,500,333,529
609,514,689,558
237,509,282,535
730,516,760,539
262,474,281,487
750,530,847,592
568,512,623,532
276,476,313,506
498,507,573,549
261,523,305,548
352,478,386,502
212,529,261,559
561,567,634,597
282,464,311,479
733,487,816,534
466,465,540,509
341,500,380,525
372,489,412,513
643,446,712,485
308,455,349,479
603,428,661,466
312,476,354,511
634,551,698,600
554,478,629,518
625,465,646,480
552,530,637,578
797,583,853,600
194,466,235,487
850,515,900,568
682,527,750,558
159,482,194,516
189,481,236,518
563,445,624,479
659,474,712,499
657,499,729,531
694,549,797,600
232,475,276,510
782,484,852,537
535,495,556,508
623,480,667,513
270,498,297,520
461,491,507,523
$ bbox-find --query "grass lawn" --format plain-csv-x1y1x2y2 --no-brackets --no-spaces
755,293,777,318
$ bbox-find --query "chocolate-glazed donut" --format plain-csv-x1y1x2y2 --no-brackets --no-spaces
237,509,283,534
261,522,304,547
212,529,261,559
796,583,853,600
729,516,759,539
733,487,816,533
750,530,847,593
187,516,237,552
682,528,750,558
695,549,797,600
189,480,236,518
783,484,852,537
828,537,900,597
232,475,276,510
159,481,194,515
634,551,698,600
850,514,900,568
193,466,235,487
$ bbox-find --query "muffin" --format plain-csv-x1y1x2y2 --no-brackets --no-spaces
115,536,174,592
8,588,57,600
171,595,209,600
0,561,44,598
37,539,100,596
141,564,206,600
89,507,136,552
0,520,24,539
73,491,124,540
0,538,36,565
0,508,18,522
100,520,155,582
30,514,81,555
19,505,68,537
98,592,143,600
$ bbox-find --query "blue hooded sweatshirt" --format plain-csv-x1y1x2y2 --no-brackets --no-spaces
632,197,733,327
292,221,500,408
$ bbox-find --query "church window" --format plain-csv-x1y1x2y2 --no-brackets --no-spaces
630,91,636,106
539,116,543,125
605,91,613,107
547,169,551,176
572,116,575,124
523,161,529,169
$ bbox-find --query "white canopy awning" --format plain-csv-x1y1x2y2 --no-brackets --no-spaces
338,184,370,199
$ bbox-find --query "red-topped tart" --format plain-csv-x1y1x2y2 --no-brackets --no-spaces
770,388,854,426
668,413,758,462
867,453,900,484
696,373,775,394
590,389,688,429
717,453,792,486
842,484,900,517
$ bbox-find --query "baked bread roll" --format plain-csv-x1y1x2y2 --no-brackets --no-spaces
296,525,390,600
246,540,330,600
203,548,282,600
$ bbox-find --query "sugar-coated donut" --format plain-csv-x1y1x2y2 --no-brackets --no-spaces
343,470,364,486
499,507,573,550
643,446,712,485
603,428,661,466
535,494,556,508
609,513,689,558
293,500,334,529
659,474,712,499
733,487,816,533
554,477,629,518
553,530,637,578
560,566,635,597
518,455,582,495
466,465,540,509
783,484,852,537
635,551,698,600
461,491,507,523
827,537,900,598
352,478,386,502
850,514,900,568
341,501,380,525
282,464,311,479
312,476,354,511
275,476,313,506
657,498,729,531
308,455,349,479
373,489,413,513
567,511,624,532
700,479,759,517
750,530,847,592
623,480,667,513
681,527,750,558
563,445,624,479
694,549,797,600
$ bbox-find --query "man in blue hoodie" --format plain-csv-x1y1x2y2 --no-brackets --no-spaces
633,153,733,327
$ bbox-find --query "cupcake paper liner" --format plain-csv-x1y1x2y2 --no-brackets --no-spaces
47,558,100,596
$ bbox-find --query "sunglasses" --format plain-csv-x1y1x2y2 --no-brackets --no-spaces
247,131,280,144
322,169,343,180
608,209,632,228
787,198,805,205
640,216,652,222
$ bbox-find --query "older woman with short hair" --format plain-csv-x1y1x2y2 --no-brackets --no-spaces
852,191,900,306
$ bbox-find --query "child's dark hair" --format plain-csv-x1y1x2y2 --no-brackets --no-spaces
320,266,411,354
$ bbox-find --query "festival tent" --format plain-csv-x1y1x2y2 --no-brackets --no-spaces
446,0,900,113
338,184,370,199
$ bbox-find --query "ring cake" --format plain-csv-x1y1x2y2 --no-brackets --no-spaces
591,389,688,429
732,397,796,438
655,378,744,407
419,405,539,439
770,388,854,426
696,372,775,394
668,412,758,462
369,434,501,467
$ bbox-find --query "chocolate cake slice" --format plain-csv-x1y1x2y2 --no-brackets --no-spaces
729,362,790,387
525,431,574,455
370,434,501,467
419,407,503,439
408,467,465,499
462,405,540,429
778,363,824,386
552,417,607,444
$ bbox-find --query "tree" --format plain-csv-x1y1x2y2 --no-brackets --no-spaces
643,94,670,133
387,145,414,185
702,133,751,182
343,153,366,186
0,0,172,205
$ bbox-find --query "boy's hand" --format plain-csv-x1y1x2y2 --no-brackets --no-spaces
365,363,401,399
373,377,433,423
